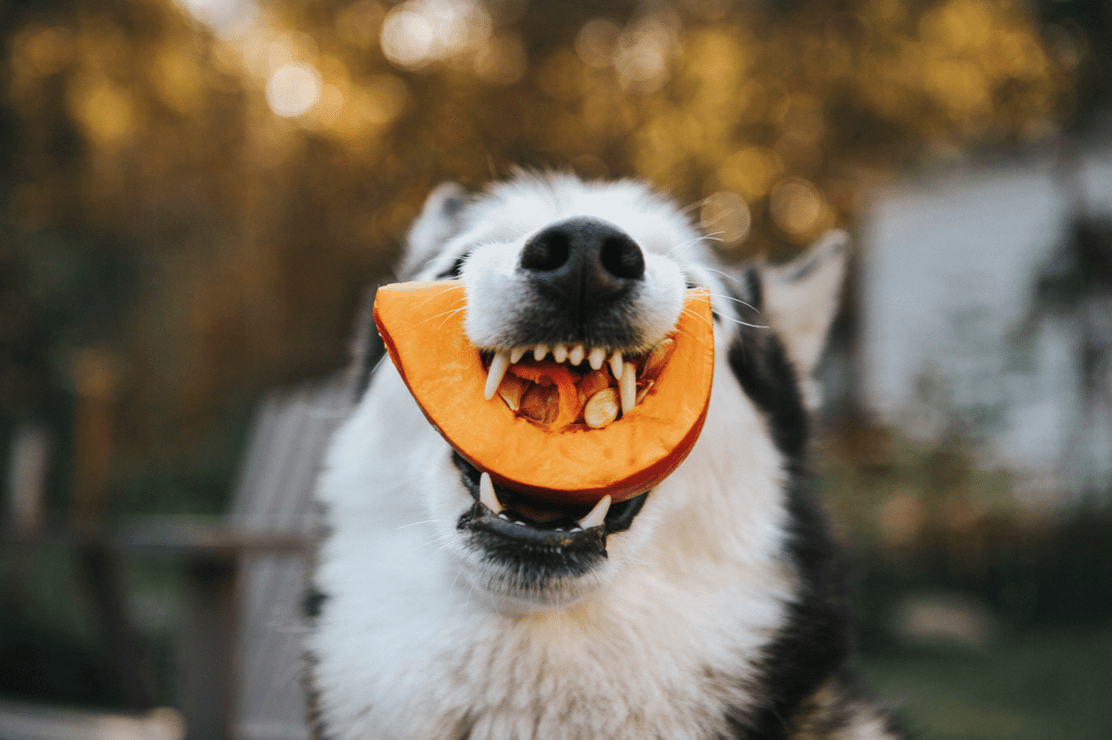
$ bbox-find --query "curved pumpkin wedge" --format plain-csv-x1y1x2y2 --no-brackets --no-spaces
373,280,715,505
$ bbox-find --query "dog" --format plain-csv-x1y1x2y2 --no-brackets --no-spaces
304,172,904,740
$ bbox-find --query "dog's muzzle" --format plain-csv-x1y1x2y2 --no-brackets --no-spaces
516,217,647,348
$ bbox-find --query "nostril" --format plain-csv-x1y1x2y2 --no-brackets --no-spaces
521,231,570,272
599,235,645,280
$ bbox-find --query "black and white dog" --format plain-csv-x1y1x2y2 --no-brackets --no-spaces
305,173,903,740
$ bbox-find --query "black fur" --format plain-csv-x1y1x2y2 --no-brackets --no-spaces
727,272,808,462
490,290,649,351
459,503,610,582
452,451,648,535
452,451,650,586
302,651,335,740
354,287,388,401
301,586,328,621
437,254,468,279
719,272,855,739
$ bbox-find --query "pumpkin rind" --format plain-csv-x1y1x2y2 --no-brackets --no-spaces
373,280,715,504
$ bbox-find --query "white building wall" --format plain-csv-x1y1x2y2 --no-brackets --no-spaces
859,147,1112,508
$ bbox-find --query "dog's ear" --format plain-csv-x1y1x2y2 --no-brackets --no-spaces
353,183,467,399
397,182,468,279
761,230,848,409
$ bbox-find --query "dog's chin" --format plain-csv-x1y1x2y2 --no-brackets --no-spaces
450,453,649,610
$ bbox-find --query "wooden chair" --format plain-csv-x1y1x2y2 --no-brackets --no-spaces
225,376,352,740
1,375,354,740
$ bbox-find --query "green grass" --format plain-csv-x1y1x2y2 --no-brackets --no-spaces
860,626,1112,740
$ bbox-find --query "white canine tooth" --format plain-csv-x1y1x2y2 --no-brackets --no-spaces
609,350,623,379
479,472,502,514
589,347,606,370
533,344,548,361
498,513,510,521
569,344,585,365
620,362,637,414
485,351,511,400
553,345,568,363
510,347,527,364
577,495,611,530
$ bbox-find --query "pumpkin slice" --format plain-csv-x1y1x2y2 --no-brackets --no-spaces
373,280,715,504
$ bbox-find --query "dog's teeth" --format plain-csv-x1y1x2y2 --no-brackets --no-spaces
498,513,509,521
609,350,623,379
569,344,585,365
571,526,582,532
588,347,605,370
510,347,527,364
514,519,526,526
553,345,568,363
555,528,565,532
533,344,548,361
479,472,502,514
620,362,637,414
485,351,511,400
577,495,611,530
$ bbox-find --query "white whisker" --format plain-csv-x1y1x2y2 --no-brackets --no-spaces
665,231,725,258
709,292,761,313
397,519,450,530
700,266,742,284
714,312,769,329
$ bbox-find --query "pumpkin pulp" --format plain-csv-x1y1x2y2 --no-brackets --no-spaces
373,280,715,504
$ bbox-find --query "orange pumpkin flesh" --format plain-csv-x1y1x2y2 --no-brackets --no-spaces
373,280,715,505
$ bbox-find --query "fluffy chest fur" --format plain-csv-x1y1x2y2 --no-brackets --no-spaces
311,354,793,740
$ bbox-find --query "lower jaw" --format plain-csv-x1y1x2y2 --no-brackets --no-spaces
452,451,650,535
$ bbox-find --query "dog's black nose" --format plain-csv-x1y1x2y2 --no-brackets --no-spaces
519,218,645,312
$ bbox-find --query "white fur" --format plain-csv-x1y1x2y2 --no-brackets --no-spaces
455,175,690,353
309,174,848,740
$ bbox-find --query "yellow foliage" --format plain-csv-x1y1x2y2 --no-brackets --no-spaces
67,74,137,144
153,44,203,113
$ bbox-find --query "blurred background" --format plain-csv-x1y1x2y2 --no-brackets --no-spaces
1,0,1110,737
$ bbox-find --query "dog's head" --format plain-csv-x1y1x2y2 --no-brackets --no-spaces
355,172,845,612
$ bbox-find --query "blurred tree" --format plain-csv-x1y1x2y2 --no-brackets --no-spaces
0,0,1080,514
1032,0,1112,128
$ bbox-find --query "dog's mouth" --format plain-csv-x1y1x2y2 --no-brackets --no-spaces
450,339,663,579
481,339,674,430
452,452,648,559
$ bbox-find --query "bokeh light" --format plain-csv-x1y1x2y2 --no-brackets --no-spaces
381,8,435,69
67,77,136,144
176,0,258,37
699,191,752,247
575,19,621,69
769,177,831,242
615,15,679,92
474,34,527,85
380,0,492,71
717,147,782,201
265,63,322,117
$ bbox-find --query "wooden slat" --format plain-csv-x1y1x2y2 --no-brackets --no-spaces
229,376,353,740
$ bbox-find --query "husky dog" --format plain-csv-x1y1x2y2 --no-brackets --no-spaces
305,173,903,740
